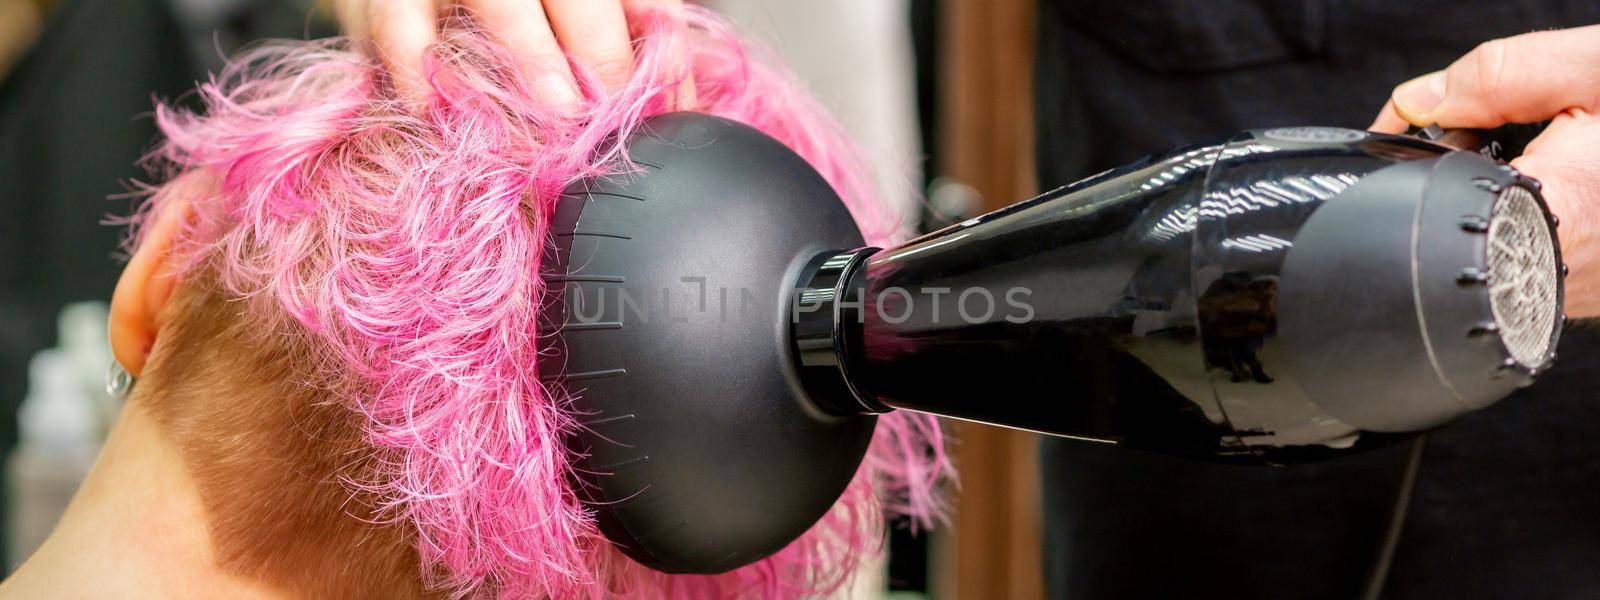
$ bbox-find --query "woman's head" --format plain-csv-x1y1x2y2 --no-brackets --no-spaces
111,7,946,598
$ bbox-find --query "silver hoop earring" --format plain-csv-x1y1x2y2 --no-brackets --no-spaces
106,362,135,400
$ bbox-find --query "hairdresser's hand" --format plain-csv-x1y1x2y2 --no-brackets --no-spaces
331,0,682,108
1372,25,1600,317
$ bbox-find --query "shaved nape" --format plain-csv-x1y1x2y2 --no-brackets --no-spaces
138,262,425,598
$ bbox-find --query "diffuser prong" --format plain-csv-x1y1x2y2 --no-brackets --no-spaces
1457,268,1491,285
1468,321,1500,337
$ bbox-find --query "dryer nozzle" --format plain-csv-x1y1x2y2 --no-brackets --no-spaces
540,116,1565,574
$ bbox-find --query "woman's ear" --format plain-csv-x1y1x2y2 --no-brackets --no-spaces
109,178,198,378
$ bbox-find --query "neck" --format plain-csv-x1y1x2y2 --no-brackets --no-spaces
3,283,426,598
0,400,284,599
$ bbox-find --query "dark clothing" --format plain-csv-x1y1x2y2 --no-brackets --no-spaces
1035,1,1600,598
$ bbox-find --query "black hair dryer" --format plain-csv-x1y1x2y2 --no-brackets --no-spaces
538,114,1565,574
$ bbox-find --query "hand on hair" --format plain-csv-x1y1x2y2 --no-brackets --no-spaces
331,0,684,108
1371,25,1600,317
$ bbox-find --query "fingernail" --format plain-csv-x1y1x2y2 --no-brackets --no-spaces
537,73,581,111
1395,71,1445,118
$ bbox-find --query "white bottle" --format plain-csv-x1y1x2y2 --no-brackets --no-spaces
55,302,118,430
6,304,108,569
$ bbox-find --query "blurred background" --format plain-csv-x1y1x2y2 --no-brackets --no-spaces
0,0,1039,597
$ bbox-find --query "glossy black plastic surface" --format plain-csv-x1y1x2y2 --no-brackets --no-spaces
835,128,1561,463
793,248,886,415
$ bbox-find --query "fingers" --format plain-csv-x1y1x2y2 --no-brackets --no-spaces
1388,25,1600,128
368,0,439,107
621,0,696,107
1510,111,1600,316
544,0,635,93
621,0,682,23
461,0,581,108
351,0,692,109
1369,98,1410,134
330,0,369,41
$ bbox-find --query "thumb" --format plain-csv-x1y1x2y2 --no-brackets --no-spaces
1391,25,1600,128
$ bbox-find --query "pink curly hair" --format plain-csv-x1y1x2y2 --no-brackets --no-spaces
135,5,948,598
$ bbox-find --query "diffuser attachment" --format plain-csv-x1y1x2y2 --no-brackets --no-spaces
538,114,875,574
544,115,1566,574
